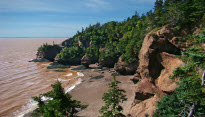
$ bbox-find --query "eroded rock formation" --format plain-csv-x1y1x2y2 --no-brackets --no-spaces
129,27,185,117
114,57,138,75
36,45,62,61
81,55,91,67
98,57,118,68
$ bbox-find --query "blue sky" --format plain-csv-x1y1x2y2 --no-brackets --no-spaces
0,0,156,37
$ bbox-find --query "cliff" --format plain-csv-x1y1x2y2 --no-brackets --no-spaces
130,27,185,117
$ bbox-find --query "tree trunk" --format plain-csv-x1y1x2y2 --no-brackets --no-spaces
202,71,205,86
188,102,198,117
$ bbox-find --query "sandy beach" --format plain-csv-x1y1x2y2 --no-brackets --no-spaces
69,64,136,117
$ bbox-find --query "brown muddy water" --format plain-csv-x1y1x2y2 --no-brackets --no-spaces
0,38,81,117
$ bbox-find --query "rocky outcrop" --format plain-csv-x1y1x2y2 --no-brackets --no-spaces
130,79,165,117
114,57,138,75
130,27,185,117
81,55,91,67
61,38,90,49
98,57,118,68
156,26,192,51
138,27,181,82
36,45,62,61
155,52,184,92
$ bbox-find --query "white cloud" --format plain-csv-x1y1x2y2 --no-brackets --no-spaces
84,0,110,9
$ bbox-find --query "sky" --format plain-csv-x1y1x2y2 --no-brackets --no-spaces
0,0,156,38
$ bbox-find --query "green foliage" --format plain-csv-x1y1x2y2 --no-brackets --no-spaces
169,63,195,79
147,0,205,30
154,77,205,117
38,43,56,53
31,81,87,117
155,33,205,116
182,47,205,69
99,76,127,117
56,46,84,64
99,43,120,62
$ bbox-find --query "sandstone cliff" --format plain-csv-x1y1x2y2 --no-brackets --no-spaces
129,27,185,117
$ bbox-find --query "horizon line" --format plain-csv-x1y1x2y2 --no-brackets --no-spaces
0,37,69,38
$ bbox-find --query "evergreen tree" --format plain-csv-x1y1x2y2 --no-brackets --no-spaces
31,81,87,117
99,76,127,117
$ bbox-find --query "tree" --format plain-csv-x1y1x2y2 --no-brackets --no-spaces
31,81,87,117
99,76,127,117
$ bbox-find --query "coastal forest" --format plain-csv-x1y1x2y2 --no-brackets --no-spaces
34,0,205,116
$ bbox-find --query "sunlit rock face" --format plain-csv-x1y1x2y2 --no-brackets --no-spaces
130,27,185,117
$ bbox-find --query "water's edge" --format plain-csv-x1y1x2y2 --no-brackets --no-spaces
16,70,84,117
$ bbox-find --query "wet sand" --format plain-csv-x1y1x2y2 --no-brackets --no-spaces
70,64,136,117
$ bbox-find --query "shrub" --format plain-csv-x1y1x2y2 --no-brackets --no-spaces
31,81,87,117
99,76,127,117
55,46,84,64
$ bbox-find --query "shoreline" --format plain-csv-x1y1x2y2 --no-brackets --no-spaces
15,64,85,117
16,63,135,117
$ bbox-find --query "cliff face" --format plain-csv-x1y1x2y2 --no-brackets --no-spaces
130,27,185,117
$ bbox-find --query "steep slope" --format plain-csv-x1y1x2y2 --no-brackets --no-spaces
130,27,185,117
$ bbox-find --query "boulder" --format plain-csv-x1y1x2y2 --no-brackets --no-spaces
98,57,118,68
81,55,91,67
36,45,62,61
130,79,165,117
114,57,138,75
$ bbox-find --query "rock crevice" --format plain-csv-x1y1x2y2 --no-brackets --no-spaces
130,27,185,117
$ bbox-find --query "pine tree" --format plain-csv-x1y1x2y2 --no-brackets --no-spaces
99,76,127,117
31,81,87,117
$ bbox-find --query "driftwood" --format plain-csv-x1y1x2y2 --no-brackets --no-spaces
202,71,205,86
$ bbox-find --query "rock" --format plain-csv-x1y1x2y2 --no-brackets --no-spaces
114,57,138,75
36,45,62,61
130,27,185,116
81,55,91,67
155,52,184,92
130,79,165,117
138,28,180,82
29,58,50,62
99,57,118,68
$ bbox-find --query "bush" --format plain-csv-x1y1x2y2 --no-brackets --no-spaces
38,43,56,53
31,81,87,117
55,46,84,64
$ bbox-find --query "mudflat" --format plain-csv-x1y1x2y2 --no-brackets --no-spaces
70,64,136,117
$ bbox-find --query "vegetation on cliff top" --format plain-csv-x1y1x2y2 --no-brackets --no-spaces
35,0,205,116
53,0,205,65
154,29,205,117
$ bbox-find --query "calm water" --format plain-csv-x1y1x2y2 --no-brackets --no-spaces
0,38,79,116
